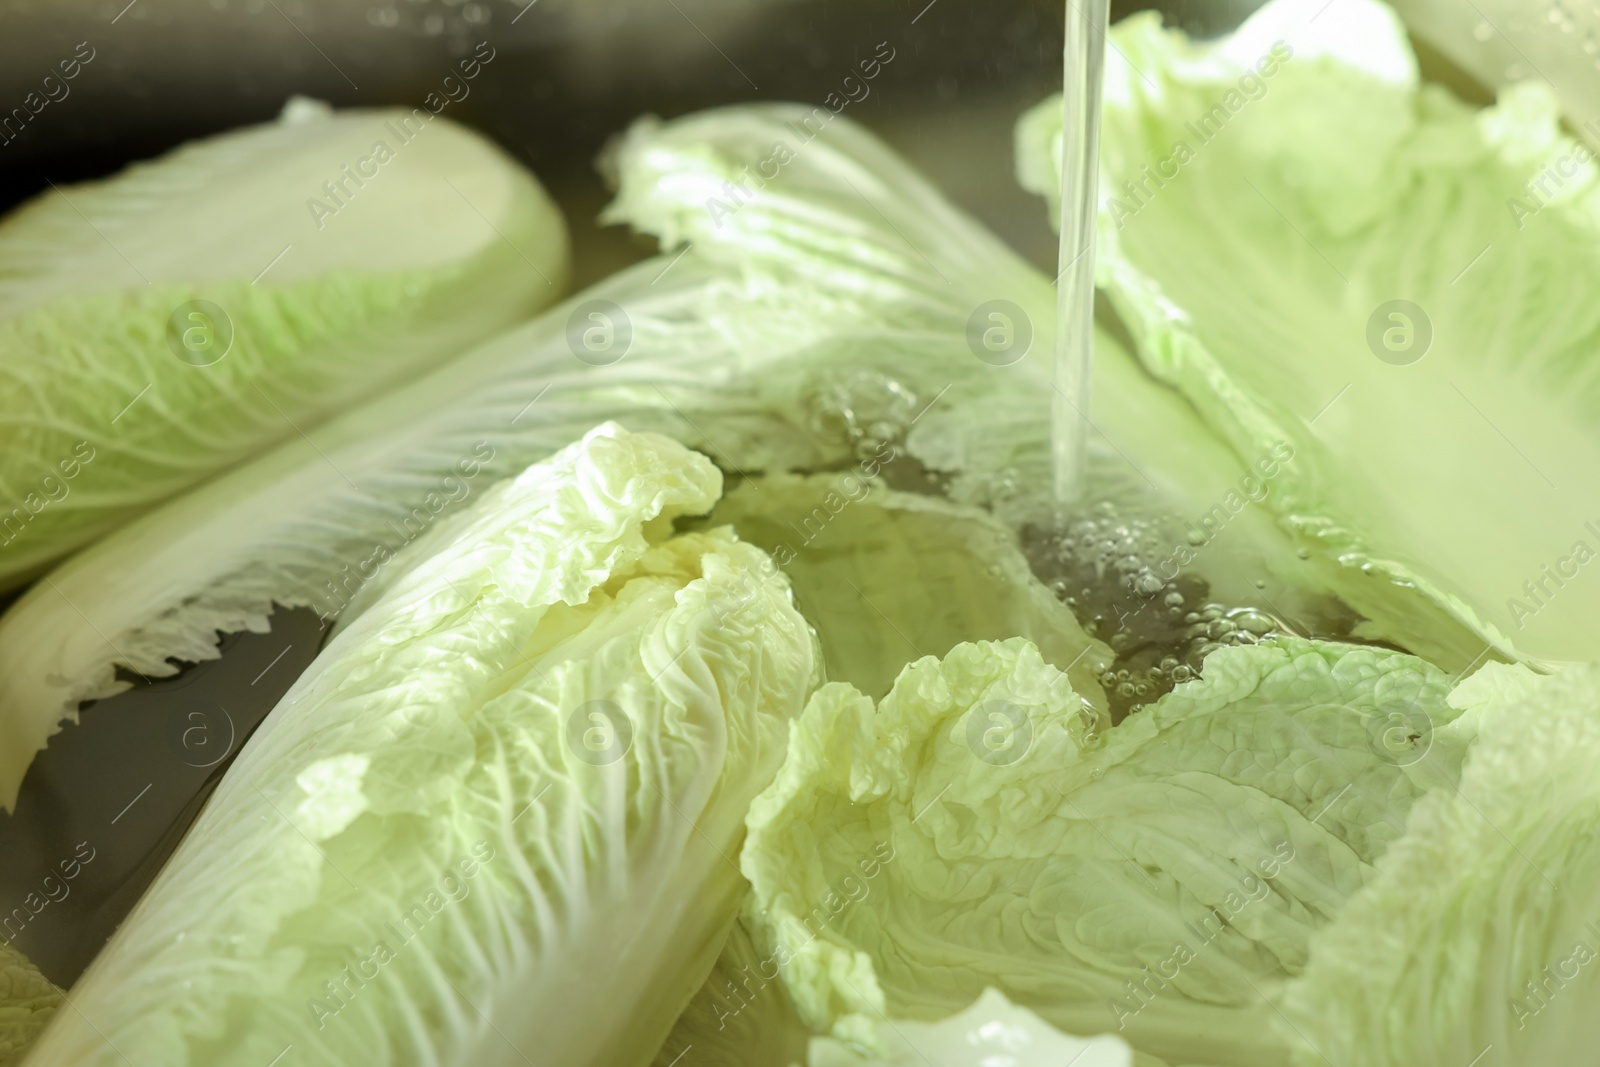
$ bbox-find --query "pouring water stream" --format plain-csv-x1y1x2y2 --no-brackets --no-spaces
1053,0,1110,504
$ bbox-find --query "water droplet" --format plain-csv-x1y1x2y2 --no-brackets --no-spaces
1231,610,1277,636
1473,20,1494,40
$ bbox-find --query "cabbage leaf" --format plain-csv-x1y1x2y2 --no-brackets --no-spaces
0,102,1070,809
651,474,1116,1065
651,917,813,1067
808,988,1132,1067
0,97,568,588
22,423,817,1067
697,472,1111,707
741,635,1469,1067
0,941,58,1066
0,98,1354,808
1280,661,1600,1066
1018,0,1600,668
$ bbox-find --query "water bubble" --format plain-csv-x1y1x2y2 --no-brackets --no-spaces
805,370,917,450
1231,609,1277,636
1473,20,1495,39
1024,505,1286,721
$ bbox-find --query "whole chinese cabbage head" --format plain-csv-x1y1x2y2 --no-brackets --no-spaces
23,423,817,1067
0,94,567,588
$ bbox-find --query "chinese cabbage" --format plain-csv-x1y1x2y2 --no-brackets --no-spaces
0,102,1064,809
808,988,1133,1067
0,941,58,1066
23,423,816,1067
1019,0,1600,668
1279,662,1600,1066
0,96,567,587
741,636,1469,1067
698,471,1110,706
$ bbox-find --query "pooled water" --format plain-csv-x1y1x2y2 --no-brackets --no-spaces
1020,503,1283,721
